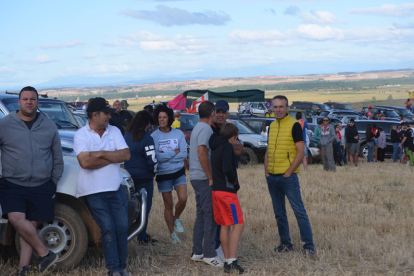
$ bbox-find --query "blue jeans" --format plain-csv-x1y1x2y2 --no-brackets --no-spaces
134,180,154,241
86,186,128,274
336,142,347,164
367,141,374,162
392,143,401,162
266,174,314,250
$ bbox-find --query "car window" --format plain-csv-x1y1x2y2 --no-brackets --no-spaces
320,111,329,117
311,104,319,111
381,123,393,134
400,109,413,116
38,102,79,128
341,104,354,110
232,120,256,134
244,120,263,133
320,104,329,111
384,110,399,117
180,115,200,131
356,122,368,132
1,98,19,112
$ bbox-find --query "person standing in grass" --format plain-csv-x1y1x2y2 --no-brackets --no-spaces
265,95,315,256
124,110,158,246
151,104,188,243
210,123,245,274
390,125,401,163
335,124,347,165
365,124,375,162
345,119,360,166
377,127,386,162
399,123,408,165
314,119,323,147
320,117,337,171
189,101,224,267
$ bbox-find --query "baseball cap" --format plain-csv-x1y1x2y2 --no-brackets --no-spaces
215,100,229,112
87,97,116,113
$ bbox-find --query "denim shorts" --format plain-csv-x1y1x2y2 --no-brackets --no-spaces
304,143,308,158
374,138,378,146
157,174,187,193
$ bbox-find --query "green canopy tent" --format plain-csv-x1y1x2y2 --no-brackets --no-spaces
183,89,265,103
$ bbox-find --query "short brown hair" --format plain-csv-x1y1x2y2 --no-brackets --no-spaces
219,123,239,139
174,111,181,118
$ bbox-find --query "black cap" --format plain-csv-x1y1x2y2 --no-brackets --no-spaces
215,100,229,111
87,97,116,113
349,118,355,122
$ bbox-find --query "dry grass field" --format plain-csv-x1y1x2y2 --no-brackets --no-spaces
2,160,414,275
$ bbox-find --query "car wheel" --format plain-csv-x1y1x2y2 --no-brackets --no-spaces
308,152,313,164
360,143,368,158
15,203,88,271
239,147,258,165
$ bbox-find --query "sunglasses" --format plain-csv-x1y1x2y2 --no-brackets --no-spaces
323,119,329,121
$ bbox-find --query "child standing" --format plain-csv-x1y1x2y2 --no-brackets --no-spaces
171,111,182,129
209,123,245,274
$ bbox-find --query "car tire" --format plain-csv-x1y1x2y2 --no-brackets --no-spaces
239,147,258,165
15,203,88,271
308,153,313,164
360,143,368,158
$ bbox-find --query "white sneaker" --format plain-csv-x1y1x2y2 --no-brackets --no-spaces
170,232,181,243
174,219,184,233
203,256,224,267
190,253,204,262
407,161,410,166
215,245,225,263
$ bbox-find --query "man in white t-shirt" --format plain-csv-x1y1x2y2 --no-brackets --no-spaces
74,97,131,276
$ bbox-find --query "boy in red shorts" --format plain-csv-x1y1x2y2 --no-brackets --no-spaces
209,123,245,274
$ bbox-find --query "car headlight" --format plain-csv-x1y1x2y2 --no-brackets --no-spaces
123,177,135,198
257,141,268,146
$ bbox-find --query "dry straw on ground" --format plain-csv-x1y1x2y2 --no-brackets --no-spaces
2,160,414,275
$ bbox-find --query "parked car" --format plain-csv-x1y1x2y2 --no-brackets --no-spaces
324,102,355,111
353,120,397,158
240,117,275,134
374,105,414,121
0,94,147,271
231,119,268,164
320,110,360,118
288,109,307,122
290,101,330,116
238,102,268,116
307,116,343,125
361,106,401,121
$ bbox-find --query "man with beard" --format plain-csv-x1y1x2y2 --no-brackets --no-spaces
0,86,63,275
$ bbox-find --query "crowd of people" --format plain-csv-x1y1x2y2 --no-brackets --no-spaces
0,87,318,275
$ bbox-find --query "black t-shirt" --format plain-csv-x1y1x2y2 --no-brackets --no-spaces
267,121,304,144
211,123,221,135
22,112,39,130
404,128,413,147
109,111,132,135
399,130,405,143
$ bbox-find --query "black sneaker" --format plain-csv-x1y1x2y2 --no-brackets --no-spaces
138,235,158,246
274,245,293,252
303,248,316,257
34,250,59,273
15,266,31,276
224,260,244,274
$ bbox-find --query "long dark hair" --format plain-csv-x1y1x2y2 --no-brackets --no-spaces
126,111,154,142
366,124,373,140
153,103,174,127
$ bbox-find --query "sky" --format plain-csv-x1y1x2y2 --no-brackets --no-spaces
1,0,414,89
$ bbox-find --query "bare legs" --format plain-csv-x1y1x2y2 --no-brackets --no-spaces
302,156,308,171
220,224,244,259
161,185,187,234
349,153,359,166
8,212,49,270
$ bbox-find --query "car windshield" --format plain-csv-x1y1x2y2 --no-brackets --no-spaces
341,104,354,110
384,110,399,117
320,111,330,117
232,120,256,134
1,98,79,129
180,115,200,131
320,104,329,111
401,109,413,116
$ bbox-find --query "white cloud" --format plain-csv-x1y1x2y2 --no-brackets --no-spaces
40,39,85,50
349,4,414,18
394,20,414,29
120,5,231,26
228,24,414,46
103,31,214,55
82,52,99,59
0,66,15,73
35,55,59,63
300,10,344,24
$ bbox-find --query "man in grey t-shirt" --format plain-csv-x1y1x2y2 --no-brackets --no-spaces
189,101,223,267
